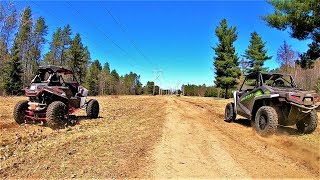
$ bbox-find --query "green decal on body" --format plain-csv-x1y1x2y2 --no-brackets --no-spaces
241,90,264,102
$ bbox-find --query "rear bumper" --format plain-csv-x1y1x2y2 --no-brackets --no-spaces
290,102,320,113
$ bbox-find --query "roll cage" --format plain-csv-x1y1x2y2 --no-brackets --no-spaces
240,72,297,91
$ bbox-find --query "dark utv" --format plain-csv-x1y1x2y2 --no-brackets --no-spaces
13,65,99,129
225,72,319,136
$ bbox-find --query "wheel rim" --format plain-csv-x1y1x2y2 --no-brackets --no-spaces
259,114,267,130
58,109,65,121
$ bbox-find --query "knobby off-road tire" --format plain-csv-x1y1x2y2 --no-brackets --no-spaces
296,110,318,134
13,100,29,124
255,106,278,136
225,102,236,122
46,101,67,129
86,99,99,119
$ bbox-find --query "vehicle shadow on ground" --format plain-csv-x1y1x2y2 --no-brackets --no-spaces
232,118,301,136
66,115,104,126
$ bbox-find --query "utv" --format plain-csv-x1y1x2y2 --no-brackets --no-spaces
13,65,99,129
225,72,319,136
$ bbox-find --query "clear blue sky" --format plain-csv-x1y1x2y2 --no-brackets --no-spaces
12,0,310,89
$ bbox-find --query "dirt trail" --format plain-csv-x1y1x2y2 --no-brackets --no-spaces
151,96,320,178
0,96,319,178
152,98,248,178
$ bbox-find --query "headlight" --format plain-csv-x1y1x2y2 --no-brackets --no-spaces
30,85,36,91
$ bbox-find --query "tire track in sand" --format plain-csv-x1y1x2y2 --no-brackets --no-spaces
151,97,248,178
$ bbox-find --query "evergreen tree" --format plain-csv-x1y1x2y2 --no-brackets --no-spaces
16,7,33,86
109,69,120,94
60,25,72,65
144,81,155,95
263,0,320,68
99,62,110,95
30,17,47,72
244,32,272,73
85,60,102,96
68,33,90,84
123,72,142,95
3,39,23,95
213,19,241,98
44,27,62,65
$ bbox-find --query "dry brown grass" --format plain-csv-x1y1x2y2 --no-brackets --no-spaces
0,96,319,178
0,96,167,178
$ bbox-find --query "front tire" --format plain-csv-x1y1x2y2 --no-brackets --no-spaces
46,101,67,129
225,102,236,122
13,100,29,124
254,106,278,136
86,99,99,119
296,110,318,134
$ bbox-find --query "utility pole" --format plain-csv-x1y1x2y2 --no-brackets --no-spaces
153,69,162,95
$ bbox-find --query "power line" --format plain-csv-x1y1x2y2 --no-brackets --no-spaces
101,4,157,68
64,1,138,64
29,0,146,72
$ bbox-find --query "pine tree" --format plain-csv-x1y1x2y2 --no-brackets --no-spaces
244,32,272,73
16,7,32,86
3,39,23,95
85,60,102,96
213,18,241,98
68,33,90,84
109,69,120,95
144,81,155,95
263,0,320,68
99,62,110,95
44,27,62,65
30,17,47,72
60,25,72,65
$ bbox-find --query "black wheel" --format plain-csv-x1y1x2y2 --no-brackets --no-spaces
13,100,29,124
296,110,318,134
225,102,236,122
46,101,67,129
86,99,99,119
254,106,278,136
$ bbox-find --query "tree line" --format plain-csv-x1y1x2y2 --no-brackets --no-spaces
199,0,320,99
0,4,164,96
182,0,319,98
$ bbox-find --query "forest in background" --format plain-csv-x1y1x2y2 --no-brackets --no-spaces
0,1,319,97
0,3,163,96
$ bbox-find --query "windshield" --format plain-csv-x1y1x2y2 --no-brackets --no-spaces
31,72,77,84
263,74,295,88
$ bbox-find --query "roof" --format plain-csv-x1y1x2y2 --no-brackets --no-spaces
38,65,73,74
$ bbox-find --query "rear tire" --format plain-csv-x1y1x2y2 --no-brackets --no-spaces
86,99,99,119
296,110,318,134
13,100,28,124
46,101,67,129
254,106,278,136
225,102,236,122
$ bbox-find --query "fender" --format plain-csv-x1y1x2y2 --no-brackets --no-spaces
233,91,238,115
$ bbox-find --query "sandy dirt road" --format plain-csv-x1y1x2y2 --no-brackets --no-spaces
150,97,319,178
0,96,319,178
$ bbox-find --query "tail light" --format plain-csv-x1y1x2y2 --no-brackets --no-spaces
290,95,301,102
314,96,319,103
